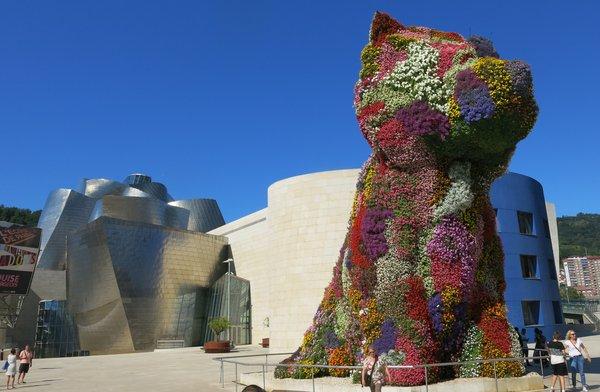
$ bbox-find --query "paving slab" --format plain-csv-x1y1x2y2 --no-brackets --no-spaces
14,332,600,391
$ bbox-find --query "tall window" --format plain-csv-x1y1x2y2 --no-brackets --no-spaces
517,211,534,235
553,301,563,324
548,259,557,280
520,255,538,279
521,300,540,326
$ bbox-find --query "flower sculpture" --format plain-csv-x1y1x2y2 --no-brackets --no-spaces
276,12,537,385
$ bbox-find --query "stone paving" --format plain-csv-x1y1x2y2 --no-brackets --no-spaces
13,332,600,391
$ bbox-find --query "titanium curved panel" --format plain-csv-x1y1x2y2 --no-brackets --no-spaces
168,199,225,232
124,174,152,186
119,187,151,198
88,199,104,223
37,189,95,270
67,217,228,353
80,179,127,199
93,195,189,229
132,182,172,202
66,222,135,354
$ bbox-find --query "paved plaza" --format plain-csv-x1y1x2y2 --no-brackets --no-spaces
11,333,600,391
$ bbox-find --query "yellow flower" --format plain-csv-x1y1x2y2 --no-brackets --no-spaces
448,97,461,123
472,58,513,111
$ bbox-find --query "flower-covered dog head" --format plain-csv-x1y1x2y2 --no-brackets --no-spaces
355,12,538,171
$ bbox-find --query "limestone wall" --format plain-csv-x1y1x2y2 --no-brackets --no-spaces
209,169,359,351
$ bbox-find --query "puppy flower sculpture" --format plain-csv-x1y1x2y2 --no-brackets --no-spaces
277,12,537,385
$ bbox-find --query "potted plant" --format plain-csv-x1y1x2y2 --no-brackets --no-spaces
204,317,231,353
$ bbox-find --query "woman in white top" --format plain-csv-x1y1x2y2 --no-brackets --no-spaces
564,330,591,391
5,348,16,390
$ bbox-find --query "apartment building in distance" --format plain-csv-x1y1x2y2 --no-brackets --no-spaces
564,256,600,298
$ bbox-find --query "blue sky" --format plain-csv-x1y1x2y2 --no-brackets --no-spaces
1,1,598,221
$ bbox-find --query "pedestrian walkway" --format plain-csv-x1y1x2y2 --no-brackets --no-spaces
15,333,600,391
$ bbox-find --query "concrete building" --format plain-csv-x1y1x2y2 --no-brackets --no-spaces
209,170,359,351
490,173,563,340
546,202,561,277
564,256,600,298
210,170,562,351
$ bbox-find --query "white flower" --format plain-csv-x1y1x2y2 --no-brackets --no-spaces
433,162,474,220
382,41,452,114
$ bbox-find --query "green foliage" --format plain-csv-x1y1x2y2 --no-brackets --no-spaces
558,213,600,260
387,34,415,50
208,317,230,341
559,284,584,301
360,44,381,79
459,325,484,377
0,205,41,227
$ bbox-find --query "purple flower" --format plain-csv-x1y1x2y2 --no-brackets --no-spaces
455,69,486,95
372,319,396,355
324,330,340,349
428,293,444,334
457,86,495,123
427,216,479,294
396,101,450,139
361,209,393,261
506,60,533,96
467,36,499,58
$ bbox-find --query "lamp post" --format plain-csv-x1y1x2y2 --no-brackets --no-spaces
223,258,234,342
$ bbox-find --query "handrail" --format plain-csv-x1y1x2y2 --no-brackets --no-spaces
218,355,549,369
213,348,552,392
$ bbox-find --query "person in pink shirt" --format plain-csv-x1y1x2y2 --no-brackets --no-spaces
17,345,32,385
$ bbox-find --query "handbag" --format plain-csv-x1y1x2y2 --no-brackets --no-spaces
567,340,591,361
2,361,8,371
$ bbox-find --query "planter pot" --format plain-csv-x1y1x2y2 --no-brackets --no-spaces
261,338,269,348
204,341,231,353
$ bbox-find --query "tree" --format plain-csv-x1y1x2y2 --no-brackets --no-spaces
559,283,584,301
208,317,230,341
0,205,41,227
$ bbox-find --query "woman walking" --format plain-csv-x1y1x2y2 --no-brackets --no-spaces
361,347,390,392
547,332,568,392
564,330,591,391
5,348,16,390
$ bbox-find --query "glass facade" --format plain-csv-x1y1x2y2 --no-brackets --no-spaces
204,274,251,345
34,300,80,358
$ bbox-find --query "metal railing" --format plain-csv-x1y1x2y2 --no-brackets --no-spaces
213,349,550,392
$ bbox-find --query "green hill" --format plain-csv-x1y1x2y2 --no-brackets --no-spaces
557,213,600,260
0,205,41,227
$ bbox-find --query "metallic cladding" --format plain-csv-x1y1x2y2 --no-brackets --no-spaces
37,173,226,271
37,189,96,270
67,217,229,354
168,199,225,232
80,179,127,198
91,195,189,229
132,182,173,202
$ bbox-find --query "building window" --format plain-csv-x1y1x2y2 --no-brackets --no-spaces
520,255,538,279
553,301,563,324
543,219,550,238
517,211,534,235
548,259,557,280
521,300,540,326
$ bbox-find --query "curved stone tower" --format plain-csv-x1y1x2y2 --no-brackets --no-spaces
277,12,538,385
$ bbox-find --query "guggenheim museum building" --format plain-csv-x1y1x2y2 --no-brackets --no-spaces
4,170,562,357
